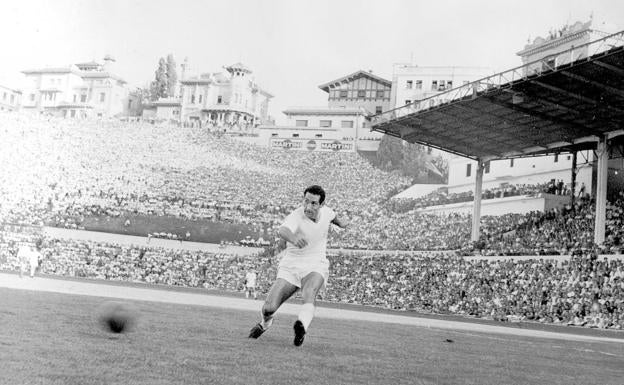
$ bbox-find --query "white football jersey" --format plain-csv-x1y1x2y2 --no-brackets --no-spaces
280,205,335,265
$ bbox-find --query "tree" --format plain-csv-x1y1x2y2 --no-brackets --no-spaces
376,134,404,170
166,54,177,98
401,142,429,182
128,86,151,116
375,134,448,184
149,57,168,101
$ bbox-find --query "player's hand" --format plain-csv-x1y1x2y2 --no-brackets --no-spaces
292,235,307,248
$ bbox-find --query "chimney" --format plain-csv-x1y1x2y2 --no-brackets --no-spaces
103,54,116,72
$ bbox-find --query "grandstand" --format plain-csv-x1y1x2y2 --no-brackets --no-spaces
371,29,624,245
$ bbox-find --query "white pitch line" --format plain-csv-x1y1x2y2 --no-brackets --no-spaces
2,273,624,345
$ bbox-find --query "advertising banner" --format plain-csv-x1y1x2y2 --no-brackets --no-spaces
270,138,353,152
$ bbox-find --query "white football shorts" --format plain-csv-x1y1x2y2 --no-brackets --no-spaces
276,260,329,288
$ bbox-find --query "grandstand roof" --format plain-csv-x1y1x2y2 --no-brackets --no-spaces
371,31,624,161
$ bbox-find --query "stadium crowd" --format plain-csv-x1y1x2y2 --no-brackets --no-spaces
328,251,624,329
1,225,622,330
2,112,624,331
0,113,410,241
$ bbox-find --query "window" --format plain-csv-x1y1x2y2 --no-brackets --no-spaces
30,94,35,101
293,133,299,138
484,161,490,174
2,92,6,101
217,95,222,103
375,106,382,114
70,110,76,118
431,80,438,90
405,100,411,105
295,120,308,127
447,80,453,89
554,154,559,163
73,95,77,103
271,133,278,137
199,95,203,104
339,90,348,98
466,163,472,177
415,80,422,89
357,90,366,98
376,90,385,98
315,134,323,138
341,120,354,128
438,80,446,91
191,95,195,104
320,120,332,128
10,94,14,104
510,159,514,168
80,94,87,103
406,80,413,89
99,93,105,102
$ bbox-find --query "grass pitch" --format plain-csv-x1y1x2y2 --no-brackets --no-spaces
1,287,623,385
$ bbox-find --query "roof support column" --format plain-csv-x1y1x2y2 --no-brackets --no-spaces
594,135,609,245
471,160,484,242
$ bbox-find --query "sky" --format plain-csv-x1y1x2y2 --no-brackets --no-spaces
0,0,622,123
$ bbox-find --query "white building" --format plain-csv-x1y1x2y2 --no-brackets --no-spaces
391,64,494,109
177,62,273,128
258,70,391,152
0,84,21,112
21,56,129,118
257,107,372,152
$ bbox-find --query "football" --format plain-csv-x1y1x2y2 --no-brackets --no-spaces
97,301,137,334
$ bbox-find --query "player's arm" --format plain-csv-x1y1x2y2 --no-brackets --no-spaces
278,225,307,248
331,214,349,229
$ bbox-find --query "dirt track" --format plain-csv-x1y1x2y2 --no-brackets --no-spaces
2,272,623,345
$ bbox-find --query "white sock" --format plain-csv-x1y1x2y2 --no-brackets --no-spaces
260,311,273,329
298,303,315,331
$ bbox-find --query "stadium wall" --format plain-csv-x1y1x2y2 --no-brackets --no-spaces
464,254,624,263
415,193,570,216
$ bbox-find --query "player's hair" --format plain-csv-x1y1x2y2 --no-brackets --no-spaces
304,185,325,204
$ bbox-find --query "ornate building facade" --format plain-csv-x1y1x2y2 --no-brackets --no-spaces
146,61,273,129
20,55,129,118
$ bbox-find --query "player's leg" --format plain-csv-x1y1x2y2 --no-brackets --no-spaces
293,272,325,346
249,278,298,338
